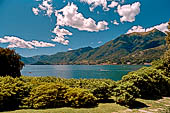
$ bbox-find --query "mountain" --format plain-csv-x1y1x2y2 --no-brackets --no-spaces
121,45,167,64
22,29,167,65
21,55,49,64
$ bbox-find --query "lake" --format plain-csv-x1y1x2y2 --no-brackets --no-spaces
21,65,146,80
21,65,146,81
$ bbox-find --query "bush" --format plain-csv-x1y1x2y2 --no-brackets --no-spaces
23,83,69,109
0,76,27,111
113,82,139,106
0,48,24,77
65,88,97,107
121,67,170,99
55,78,117,100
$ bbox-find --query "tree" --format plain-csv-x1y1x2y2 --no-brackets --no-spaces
0,48,24,77
162,20,170,76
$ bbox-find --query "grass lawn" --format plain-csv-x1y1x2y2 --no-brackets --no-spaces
2,97,170,113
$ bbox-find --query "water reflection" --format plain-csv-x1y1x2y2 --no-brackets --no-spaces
21,65,145,81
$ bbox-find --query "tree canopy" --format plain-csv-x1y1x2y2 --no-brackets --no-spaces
0,48,24,77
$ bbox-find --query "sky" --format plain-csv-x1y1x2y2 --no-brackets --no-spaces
0,0,169,57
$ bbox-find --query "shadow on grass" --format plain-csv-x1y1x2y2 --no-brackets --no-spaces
97,98,115,103
141,95,163,100
129,101,149,109
0,108,20,113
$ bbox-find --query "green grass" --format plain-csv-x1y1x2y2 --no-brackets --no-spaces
2,97,170,113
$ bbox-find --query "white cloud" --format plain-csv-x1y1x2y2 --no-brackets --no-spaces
79,0,109,11
39,4,47,10
52,26,72,36
51,26,72,45
32,8,39,15
126,22,169,34
55,3,108,32
43,0,53,16
98,41,102,44
121,0,125,3
68,48,73,50
33,0,53,17
112,20,119,25
145,22,169,33
51,36,69,45
117,2,141,22
108,1,118,8
0,36,55,49
29,40,55,48
126,26,145,34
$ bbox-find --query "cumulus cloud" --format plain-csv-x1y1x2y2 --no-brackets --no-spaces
55,3,108,32
112,20,119,25
51,36,69,45
51,26,72,45
98,41,102,44
121,0,125,3
0,36,55,49
68,48,73,50
32,8,39,15
145,22,169,33
117,2,141,22
126,22,169,34
108,1,118,8
33,0,53,17
127,26,145,34
79,0,108,11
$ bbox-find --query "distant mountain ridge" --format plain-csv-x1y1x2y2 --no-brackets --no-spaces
21,29,167,65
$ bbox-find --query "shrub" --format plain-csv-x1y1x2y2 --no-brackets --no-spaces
121,67,170,99
113,82,139,106
90,82,114,100
56,78,117,100
23,82,69,109
0,48,24,77
0,76,27,111
65,88,97,107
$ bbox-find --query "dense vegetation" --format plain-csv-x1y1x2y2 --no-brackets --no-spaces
0,66,170,111
22,29,166,65
0,21,170,111
0,48,24,77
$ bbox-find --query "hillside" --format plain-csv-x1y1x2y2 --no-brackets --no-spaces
22,29,167,65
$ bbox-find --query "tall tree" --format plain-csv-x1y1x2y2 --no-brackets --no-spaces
0,48,24,77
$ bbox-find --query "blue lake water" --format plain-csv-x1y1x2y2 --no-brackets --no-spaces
21,65,146,81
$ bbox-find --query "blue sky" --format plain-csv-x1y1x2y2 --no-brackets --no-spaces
0,0,169,57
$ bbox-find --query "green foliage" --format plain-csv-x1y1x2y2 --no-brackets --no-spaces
121,45,167,64
113,82,139,106
121,67,170,98
23,83,69,109
0,76,27,111
65,88,97,107
161,20,170,77
0,48,24,77
55,78,117,100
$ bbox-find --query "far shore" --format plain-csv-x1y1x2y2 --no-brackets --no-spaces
27,63,151,66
